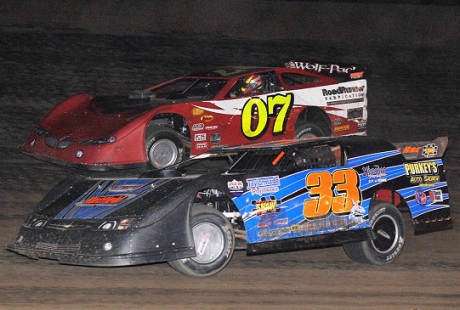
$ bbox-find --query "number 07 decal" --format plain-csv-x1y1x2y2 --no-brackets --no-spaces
241,93,293,139
303,169,361,219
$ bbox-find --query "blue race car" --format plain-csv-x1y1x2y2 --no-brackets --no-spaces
8,135,452,277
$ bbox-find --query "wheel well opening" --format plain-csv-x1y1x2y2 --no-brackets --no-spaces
193,189,237,211
193,188,246,248
295,107,331,136
147,113,190,139
371,188,413,228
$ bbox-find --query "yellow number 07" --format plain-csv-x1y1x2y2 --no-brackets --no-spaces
303,169,360,219
241,93,293,139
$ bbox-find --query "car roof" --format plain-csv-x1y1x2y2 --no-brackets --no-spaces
185,66,274,78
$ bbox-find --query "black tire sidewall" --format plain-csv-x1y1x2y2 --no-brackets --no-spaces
363,203,405,265
169,206,235,277
295,122,325,138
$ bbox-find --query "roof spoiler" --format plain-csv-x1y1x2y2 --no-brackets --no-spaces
393,137,448,161
284,60,370,81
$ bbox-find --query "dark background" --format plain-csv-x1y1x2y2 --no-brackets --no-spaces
1,0,458,47
0,1,459,309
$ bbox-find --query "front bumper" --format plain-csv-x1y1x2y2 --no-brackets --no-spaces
20,147,148,172
7,223,195,267
20,132,148,171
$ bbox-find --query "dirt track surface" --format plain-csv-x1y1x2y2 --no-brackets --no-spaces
0,32,459,309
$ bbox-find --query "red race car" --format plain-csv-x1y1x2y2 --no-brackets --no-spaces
20,60,369,171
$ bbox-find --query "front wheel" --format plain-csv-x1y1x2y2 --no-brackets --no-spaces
145,126,186,169
168,205,235,277
343,202,405,265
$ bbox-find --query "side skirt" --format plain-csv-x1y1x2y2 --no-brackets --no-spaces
247,229,371,256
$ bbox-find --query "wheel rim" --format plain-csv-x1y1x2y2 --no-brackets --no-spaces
148,139,178,168
371,215,398,254
192,222,225,264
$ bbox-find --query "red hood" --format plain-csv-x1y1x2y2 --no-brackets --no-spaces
41,95,151,141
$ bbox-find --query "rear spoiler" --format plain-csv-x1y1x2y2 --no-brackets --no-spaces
284,60,370,82
393,137,448,161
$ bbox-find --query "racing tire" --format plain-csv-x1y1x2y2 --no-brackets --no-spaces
343,202,405,265
145,126,185,169
168,205,235,277
295,122,325,138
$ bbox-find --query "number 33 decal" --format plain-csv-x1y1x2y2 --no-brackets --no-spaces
241,93,293,139
303,169,361,219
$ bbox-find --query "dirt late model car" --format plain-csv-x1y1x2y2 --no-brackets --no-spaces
8,135,452,277
20,60,368,171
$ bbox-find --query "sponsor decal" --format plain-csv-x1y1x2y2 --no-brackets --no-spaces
83,195,128,205
357,119,367,132
350,71,364,79
422,143,438,158
252,196,278,214
194,133,206,142
192,123,205,131
404,162,438,175
404,161,440,184
205,125,219,131
243,196,281,219
192,108,204,116
274,218,289,226
200,115,214,122
334,124,350,132
362,165,387,183
414,189,427,205
246,175,280,194
398,146,422,154
347,107,364,119
257,221,272,228
422,175,440,184
258,228,281,238
414,189,445,205
430,189,443,203
322,86,365,96
227,179,244,192
196,142,208,149
210,133,221,144
299,218,348,233
322,85,365,105
334,118,342,125
286,61,357,74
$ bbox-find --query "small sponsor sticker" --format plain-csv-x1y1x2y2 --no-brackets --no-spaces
192,108,204,116
194,133,206,142
422,143,438,158
200,115,214,122
192,123,205,131
227,179,244,191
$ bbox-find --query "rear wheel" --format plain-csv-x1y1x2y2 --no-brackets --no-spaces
145,127,185,169
343,202,405,265
295,122,325,138
168,205,235,277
